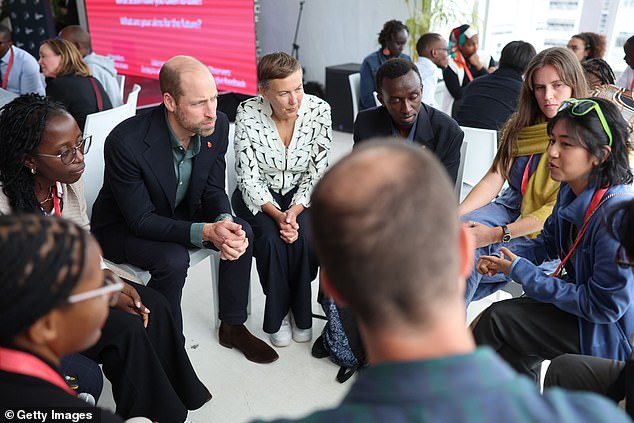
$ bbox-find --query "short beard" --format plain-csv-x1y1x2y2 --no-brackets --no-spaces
175,108,215,137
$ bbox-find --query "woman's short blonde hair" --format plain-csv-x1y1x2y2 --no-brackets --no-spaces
257,52,301,90
41,38,91,78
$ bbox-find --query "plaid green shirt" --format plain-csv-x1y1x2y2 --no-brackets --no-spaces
256,347,631,423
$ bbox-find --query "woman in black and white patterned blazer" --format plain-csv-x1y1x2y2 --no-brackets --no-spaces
232,52,331,348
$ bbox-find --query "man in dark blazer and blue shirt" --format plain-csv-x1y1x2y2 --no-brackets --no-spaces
353,58,463,184
91,55,278,364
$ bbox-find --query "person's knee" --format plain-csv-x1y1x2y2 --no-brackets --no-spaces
544,354,577,388
155,247,190,277
234,216,254,242
471,301,508,340
106,309,148,343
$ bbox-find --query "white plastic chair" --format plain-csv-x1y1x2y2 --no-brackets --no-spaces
460,126,498,189
348,72,360,121
101,249,226,327
83,103,137,217
455,140,468,200
372,91,381,107
116,74,125,102
125,83,141,116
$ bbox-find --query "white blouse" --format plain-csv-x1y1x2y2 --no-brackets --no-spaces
234,93,332,214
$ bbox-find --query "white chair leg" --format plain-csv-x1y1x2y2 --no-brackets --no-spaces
210,252,221,328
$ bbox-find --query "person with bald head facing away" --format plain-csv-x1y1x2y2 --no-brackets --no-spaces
353,58,463,184
91,55,279,364
59,25,123,106
254,141,631,423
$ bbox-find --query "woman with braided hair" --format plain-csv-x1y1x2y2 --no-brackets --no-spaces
359,19,411,111
581,58,634,128
0,94,212,422
0,214,124,421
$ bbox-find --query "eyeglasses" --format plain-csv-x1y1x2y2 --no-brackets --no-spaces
558,99,613,147
34,135,92,165
66,272,124,307
615,245,634,269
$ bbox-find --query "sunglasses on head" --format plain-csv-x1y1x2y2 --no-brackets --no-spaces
558,98,613,147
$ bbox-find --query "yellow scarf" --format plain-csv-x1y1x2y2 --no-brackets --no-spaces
512,122,560,237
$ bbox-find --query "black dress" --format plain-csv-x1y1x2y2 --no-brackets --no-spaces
45,74,113,131
81,281,212,422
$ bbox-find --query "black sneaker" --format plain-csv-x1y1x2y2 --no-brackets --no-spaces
311,334,329,359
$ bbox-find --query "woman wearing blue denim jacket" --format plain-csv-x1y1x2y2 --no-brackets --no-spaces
473,97,634,383
359,20,411,111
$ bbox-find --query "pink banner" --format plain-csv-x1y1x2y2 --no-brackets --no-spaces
85,0,257,95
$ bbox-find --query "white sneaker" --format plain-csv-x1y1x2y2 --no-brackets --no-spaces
290,313,312,343
77,393,95,405
270,316,292,347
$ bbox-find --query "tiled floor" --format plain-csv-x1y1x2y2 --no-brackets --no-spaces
97,129,509,422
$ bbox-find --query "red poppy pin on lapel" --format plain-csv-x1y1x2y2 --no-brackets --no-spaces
207,142,212,149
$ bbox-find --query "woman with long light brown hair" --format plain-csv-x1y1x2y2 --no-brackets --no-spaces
39,38,111,130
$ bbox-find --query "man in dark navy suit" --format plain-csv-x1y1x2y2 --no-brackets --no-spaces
353,58,463,184
91,56,278,364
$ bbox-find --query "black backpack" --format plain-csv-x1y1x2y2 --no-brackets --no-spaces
316,290,367,383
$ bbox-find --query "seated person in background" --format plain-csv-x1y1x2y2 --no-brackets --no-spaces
443,24,495,117
91,55,279,364
0,215,124,422
473,98,634,384
567,32,607,62
544,198,634,419
0,94,212,422
255,140,632,423
582,58,634,128
60,25,123,106
359,19,411,111
415,32,449,108
38,38,112,131
0,86,17,107
460,47,588,303
617,35,634,91
583,58,617,89
232,52,330,347
354,58,463,184
0,25,45,96
456,41,536,131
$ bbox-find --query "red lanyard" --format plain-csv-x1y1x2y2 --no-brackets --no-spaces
520,154,534,197
2,46,14,89
455,52,474,82
552,187,608,277
0,347,75,396
53,182,63,217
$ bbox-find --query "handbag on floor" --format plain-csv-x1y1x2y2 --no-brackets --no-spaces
317,292,366,383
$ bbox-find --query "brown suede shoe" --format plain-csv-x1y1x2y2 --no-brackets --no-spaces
219,323,279,364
